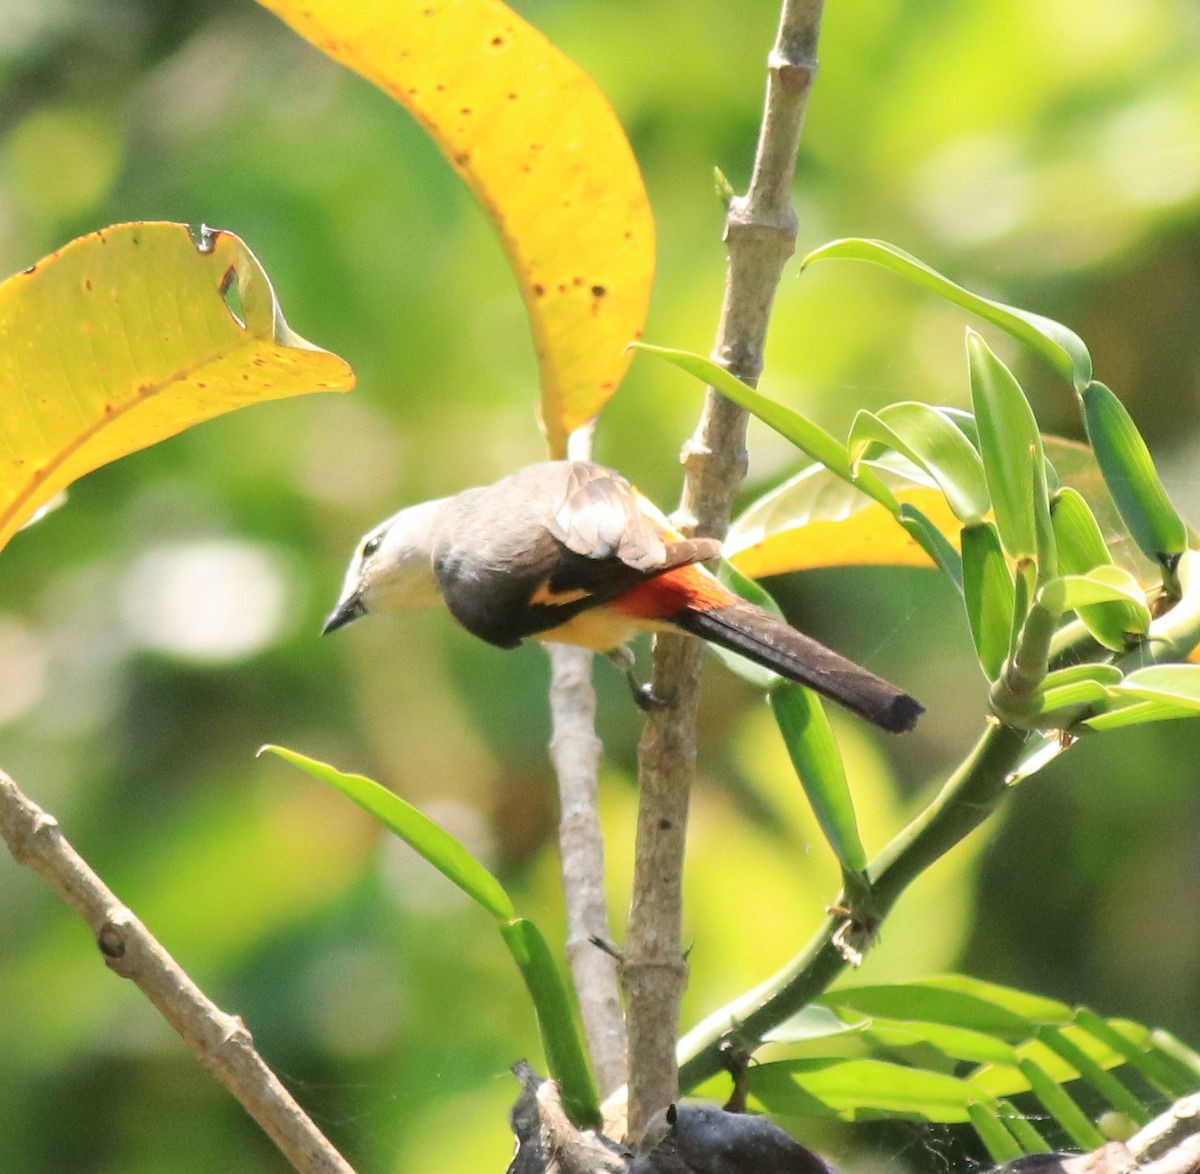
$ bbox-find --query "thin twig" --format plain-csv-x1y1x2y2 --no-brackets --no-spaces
675,722,1027,1090
620,0,826,1144
0,768,353,1174
546,424,627,1099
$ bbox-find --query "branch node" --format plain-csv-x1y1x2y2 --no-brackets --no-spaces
767,47,817,93
97,914,132,960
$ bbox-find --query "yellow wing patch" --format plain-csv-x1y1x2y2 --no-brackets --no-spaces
529,579,593,607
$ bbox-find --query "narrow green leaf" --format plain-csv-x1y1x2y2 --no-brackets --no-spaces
997,1099,1051,1154
962,522,1015,680
1030,680,1113,716
1018,1057,1107,1150
919,975,1072,1024
634,343,901,511
1081,382,1188,581
264,746,600,1128
821,983,1036,1038
1082,697,1199,732
750,1057,976,1122
1113,665,1200,710
801,238,1093,390
498,919,600,1129
1151,1029,1200,1079
899,502,964,590
1037,567,1150,620
1051,488,1150,650
968,1101,1024,1164
968,331,1055,578
861,1019,1019,1067
1030,664,1123,716
770,684,867,873
260,745,515,921
849,402,990,524
1074,1009,1194,1098
764,1005,862,1046
1037,1027,1150,1125
1038,663,1124,690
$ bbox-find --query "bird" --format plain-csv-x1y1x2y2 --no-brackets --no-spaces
323,460,922,733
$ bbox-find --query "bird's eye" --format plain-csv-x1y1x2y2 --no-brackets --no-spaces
362,536,381,558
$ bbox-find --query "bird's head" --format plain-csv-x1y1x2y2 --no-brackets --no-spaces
322,497,447,634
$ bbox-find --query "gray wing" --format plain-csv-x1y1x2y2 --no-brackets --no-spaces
432,461,720,648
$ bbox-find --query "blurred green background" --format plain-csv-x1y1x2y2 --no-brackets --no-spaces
1,0,1199,1169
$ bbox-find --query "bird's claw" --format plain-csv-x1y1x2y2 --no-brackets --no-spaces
607,647,675,711
634,683,673,712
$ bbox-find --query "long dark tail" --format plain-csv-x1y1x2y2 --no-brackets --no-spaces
673,601,923,733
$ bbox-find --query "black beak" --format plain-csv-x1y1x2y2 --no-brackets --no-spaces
322,593,366,635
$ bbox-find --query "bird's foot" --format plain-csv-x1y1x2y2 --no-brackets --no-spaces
607,647,675,711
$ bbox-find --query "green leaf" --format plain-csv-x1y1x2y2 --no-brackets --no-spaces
769,684,867,873
801,238,1093,390
899,502,965,589
633,343,900,511
1112,665,1200,711
1018,1057,1107,1150
1037,567,1150,620
729,977,1181,1158
968,1102,1024,1164
821,983,1038,1038
858,1019,1020,1068
998,1100,1051,1154
1081,381,1188,581
1074,1009,1195,1098
918,975,1072,1023
1081,697,1199,732
1030,664,1123,716
259,745,515,921
498,919,600,1129
1151,1029,1200,1080
764,1004,862,1046
968,331,1055,578
1051,487,1150,650
1037,1026,1150,1125
263,746,602,1128
749,1057,978,1122
962,522,1015,680
849,402,990,524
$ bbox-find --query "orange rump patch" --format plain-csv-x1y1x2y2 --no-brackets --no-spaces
610,564,732,620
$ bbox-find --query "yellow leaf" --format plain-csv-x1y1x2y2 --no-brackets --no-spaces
0,222,353,552
257,0,654,457
726,463,959,578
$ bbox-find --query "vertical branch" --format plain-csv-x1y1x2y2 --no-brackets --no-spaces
547,643,628,1097
621,0,825,1143
546,424,628,1099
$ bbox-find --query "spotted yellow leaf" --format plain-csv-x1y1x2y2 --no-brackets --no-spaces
257,0,655,456
727,463,960,578
0,222,353,552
